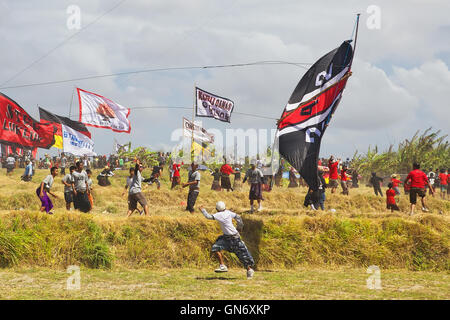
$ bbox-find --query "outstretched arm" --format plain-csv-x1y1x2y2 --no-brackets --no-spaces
199,207,214,220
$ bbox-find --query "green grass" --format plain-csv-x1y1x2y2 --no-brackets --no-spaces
0,267,448,300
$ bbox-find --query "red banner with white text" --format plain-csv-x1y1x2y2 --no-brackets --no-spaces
0,93,55,149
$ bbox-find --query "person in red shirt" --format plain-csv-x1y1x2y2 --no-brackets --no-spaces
340,165,350,195
404,162,434,215
328,156,340,194
390,174,403,195
386,182,399,212
171,163,181,189
220,162,235,192
438,169,448,200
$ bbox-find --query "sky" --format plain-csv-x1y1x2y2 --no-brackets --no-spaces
0,0,448,161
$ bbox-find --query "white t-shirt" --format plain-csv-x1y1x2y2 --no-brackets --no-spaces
42,175,54,191
212,210,238,236
6,157,15,166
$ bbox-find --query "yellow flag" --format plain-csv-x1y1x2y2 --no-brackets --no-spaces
53,134,63,149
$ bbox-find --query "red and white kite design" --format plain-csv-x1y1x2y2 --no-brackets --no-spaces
77,88,131,133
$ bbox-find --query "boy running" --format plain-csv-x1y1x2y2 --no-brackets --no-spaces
37,166,59,214
404,162,434,215
127,159,149,217
386,183,399,212
199,201,255,279
62,165,76,210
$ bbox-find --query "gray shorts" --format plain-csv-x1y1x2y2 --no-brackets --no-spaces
212,235,254,269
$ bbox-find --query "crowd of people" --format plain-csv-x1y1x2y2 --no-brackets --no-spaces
4,149,448,278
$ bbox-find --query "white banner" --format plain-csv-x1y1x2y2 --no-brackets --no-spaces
77,88,131,133
62,124,96,156
195,87,234,123
183,118,214,144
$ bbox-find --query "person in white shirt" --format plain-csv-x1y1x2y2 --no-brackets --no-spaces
62,166,76,210
199,201,255,279
5,154,15,175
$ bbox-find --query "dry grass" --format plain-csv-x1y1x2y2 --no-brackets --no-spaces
0,267,448,300
0,168,448,271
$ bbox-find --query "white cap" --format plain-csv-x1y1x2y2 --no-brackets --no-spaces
216,201,226,211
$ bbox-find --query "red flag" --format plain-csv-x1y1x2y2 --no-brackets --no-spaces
0,93,55,149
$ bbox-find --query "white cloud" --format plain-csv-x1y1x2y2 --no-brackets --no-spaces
0,0,448,158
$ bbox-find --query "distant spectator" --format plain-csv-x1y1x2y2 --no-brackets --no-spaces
369,172,383,197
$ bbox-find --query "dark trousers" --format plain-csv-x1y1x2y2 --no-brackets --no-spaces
373,185,383,196
74,191,92,212
186,189,199,213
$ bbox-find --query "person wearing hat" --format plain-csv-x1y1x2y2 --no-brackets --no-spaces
127,159,149,217
390,174,403,196
183,163,201,213
199,201,255,279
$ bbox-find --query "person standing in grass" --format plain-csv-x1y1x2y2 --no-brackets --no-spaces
5,153,15,175
62,165,76,210
288,167,298,188
328,156,340,193
199,201,255,279
386,183,400,212
21,160,33,182
404,162,434,215
220,161,234,192
233,167,242,191
127,159,149,217
36,166,59,215
243,163,264,213
72,161,91,213
340,165,350,195
171,162,181,189
318,170,327,210
183,163,201,213
438,169,448,200
370,172,383,197
60,153,67,175
211,168,221,191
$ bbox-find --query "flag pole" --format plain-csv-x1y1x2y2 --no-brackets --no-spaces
68,86,75,118
191,85,196,163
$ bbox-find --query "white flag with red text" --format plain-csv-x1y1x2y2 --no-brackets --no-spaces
77,88,131,133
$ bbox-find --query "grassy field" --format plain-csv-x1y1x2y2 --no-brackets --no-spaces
0,166,448,299
0,267,448,300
